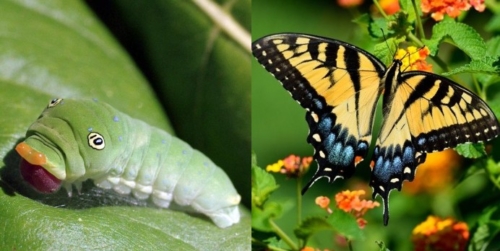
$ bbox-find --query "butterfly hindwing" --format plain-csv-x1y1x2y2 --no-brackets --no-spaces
370,66,500,224
252,33,387,192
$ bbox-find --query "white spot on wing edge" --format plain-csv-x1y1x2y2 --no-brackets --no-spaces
312,133,321,142
311,112,319,123
319,150,326,158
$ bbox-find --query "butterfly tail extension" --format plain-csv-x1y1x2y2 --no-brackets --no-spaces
369,141,427,225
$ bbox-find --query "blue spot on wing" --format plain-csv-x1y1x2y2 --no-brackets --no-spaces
370,141,426,225
302,111,371,195
113,116,119,122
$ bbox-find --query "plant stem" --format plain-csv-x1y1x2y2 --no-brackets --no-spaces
269,219,298,250
372,0,388,19
297,177,302,224
411,0,425,39
347,237,353,251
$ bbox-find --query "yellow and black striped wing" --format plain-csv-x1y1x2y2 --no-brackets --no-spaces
370,65,500,224
252,33,386,192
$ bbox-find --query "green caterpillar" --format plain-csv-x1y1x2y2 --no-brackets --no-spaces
16,98,241,228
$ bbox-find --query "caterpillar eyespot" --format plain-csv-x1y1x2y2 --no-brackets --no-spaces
88,132,105,150
15,98,241,228
48,98,63,108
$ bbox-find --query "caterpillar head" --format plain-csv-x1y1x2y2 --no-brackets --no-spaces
16,98,118,193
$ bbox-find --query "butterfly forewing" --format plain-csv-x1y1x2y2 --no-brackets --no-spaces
252,33,387,192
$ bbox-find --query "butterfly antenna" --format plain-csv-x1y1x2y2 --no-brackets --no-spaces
381,28,398,65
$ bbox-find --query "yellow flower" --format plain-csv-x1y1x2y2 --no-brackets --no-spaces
266,159,283,173
266,155,313,178
395,46,433,72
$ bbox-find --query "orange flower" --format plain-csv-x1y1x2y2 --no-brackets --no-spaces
421,0,485,21
315,190,379,228
266,155,313,178
412,216,469,251
315,196,333,214
337,0,364,8
301,248,332,251
301,247,315,251
379,0,400,15
395,46,433,72
334,190,380,228
404,149,462,195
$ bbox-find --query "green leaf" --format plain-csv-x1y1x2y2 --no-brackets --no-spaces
375,240,391,251
441,58,499,76
294,216,335,241
263,237,289,249
0,192,250,250
0,0,249,249
369,17,390,39
455,143,486,158
423,19,487,60
469,206,500,251
486,158,500,176
399,0,421,23
327,209,364,240
294,210,363,243
485,14,500,32
252,201,283,232
251,161,282,232
252,165,279,207
373,36,406,65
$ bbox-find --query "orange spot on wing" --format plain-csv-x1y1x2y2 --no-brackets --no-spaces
369,160,375,170
15,142,47,165
354,155,364,166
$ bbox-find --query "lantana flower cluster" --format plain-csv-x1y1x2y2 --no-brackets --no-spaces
316,190,380,229
266,154,313,178
395,46,433,72
412,216,469,251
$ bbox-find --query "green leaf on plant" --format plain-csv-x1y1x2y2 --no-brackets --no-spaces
485,15,500,32
375,240,391,251
328,209,364,240
294,211,363,241
423,19,487,60
263,237,289,249
369,17,390,39
252,201,283,232
294,216,335,241
469,206,500,251
442,58,499,76
251,163,279,207
373,36,406,65
455,143,486,158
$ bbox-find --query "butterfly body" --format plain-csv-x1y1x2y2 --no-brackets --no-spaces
252,33,499,224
